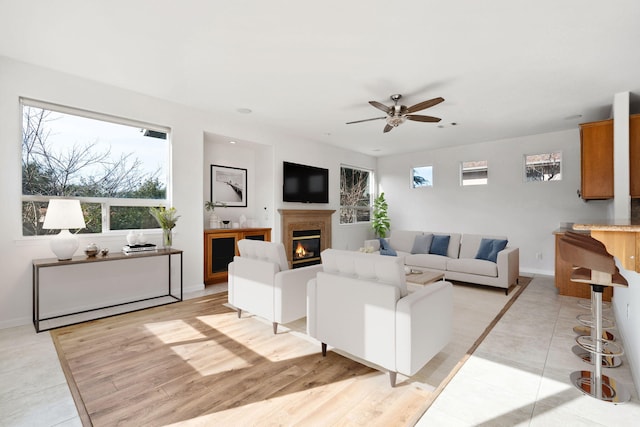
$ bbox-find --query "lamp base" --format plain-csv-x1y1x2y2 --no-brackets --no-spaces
50,229,79,261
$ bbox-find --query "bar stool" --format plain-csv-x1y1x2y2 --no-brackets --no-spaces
558,234,630,403
561,233,624,364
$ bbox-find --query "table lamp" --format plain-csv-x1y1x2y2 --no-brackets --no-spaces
42,199,87,260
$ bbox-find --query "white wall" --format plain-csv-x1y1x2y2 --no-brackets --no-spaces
377,129,611,275
0,56,375,328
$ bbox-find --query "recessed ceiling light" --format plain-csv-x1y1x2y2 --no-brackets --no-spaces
437,125,445,128
229,141,237,144
237,108,252,114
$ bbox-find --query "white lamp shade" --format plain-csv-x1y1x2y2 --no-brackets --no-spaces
43,199,86,230
43,199,86,261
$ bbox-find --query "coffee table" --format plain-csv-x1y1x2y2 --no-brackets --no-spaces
405,269,445,285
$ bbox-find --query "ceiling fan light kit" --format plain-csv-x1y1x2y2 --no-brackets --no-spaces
347,94,444,133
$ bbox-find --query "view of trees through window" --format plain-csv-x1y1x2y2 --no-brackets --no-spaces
340,166,372,224
524,152,562,182
412,166,433,188
21,101,169,236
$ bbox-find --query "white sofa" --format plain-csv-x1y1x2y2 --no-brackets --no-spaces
307,249,453,387
228,239,323,334
365,230,519,294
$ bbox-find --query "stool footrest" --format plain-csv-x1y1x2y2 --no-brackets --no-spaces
576,336,624,357
577,313,615,329
572,345,622,368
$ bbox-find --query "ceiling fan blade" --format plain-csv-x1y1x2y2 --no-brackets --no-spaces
383,124,394,133
406,97,444,114
406,115,441,123
369,101,391,114
346,116,386,125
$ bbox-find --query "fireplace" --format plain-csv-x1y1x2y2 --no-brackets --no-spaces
278,209,335,269
292,229,321,268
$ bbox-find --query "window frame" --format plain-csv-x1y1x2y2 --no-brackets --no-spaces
411,165,433,188
523,151,563,182
20,98,172,236
460,160,489,186
339,164,374,225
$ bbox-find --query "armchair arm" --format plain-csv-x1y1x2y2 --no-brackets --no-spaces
274,264,323,324
395,281,453,376
228,256,278,319
496,246,519,288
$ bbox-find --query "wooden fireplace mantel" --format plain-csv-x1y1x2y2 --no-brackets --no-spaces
278,209,335,268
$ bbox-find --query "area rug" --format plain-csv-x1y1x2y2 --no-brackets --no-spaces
51,277,530,426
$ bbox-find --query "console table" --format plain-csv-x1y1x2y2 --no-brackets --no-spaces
33,248,183,332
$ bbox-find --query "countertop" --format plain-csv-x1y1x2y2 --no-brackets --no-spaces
572,220,640,232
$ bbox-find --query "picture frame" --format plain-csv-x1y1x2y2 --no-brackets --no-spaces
210,164,247,207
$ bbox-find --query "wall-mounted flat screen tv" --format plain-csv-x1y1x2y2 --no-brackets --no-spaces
283,161,329,203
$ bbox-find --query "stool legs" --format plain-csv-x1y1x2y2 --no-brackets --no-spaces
570,285,630,403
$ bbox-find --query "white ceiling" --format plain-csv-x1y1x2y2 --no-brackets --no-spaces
1,0,639,156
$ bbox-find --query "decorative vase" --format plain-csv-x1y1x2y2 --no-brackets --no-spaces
209,212,220,229
126,230,138,246
162,228,172,248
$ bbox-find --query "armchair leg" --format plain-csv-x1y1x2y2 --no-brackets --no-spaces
272,322,278,334
237,309,242,319
389,371,397,387
321,343,327,357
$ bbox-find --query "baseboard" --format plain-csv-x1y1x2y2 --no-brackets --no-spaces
520,267,553,277
0,316,32,330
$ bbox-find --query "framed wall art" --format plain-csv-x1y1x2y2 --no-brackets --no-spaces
210,164,247,207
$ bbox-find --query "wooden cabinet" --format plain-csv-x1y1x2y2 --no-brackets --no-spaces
204,228,271,284
579,119,614,200
553,230,613,301
630,114,640,197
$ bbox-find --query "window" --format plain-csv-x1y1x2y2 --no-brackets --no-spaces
461,160,488,186
340,165,372,224
524,152,562,182
21,99,170,236
412,166,433,188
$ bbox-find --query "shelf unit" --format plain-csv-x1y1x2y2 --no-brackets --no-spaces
204,228,271,284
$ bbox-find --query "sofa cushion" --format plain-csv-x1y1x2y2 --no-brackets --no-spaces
411,234,433,254
459,234,508,259
379,238,398,256
447,258,498,277
430,234,450,256
389,230,424,253
475,238,508,263
404,253,449,270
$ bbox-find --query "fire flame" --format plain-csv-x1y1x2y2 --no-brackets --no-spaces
295,242,307,258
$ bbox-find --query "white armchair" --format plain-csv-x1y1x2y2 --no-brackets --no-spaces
307,249,453,386
228,239,322,334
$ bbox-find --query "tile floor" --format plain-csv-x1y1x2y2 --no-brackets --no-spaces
2,277,639,426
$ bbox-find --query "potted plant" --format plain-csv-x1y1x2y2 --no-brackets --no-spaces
205,201,226,229
372,192,390,238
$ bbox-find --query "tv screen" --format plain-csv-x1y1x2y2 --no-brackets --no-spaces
283,161,329,203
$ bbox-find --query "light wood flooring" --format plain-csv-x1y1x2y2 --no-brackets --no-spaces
51,293,433,426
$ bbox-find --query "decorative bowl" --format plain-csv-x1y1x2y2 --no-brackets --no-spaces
84,243,99,257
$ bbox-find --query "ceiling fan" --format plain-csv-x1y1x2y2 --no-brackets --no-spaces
346,94,444,133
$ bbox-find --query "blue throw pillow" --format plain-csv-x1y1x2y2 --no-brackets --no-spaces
411,234,433,254
379,238,397,256
429,235,450,256
475,238,508,263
